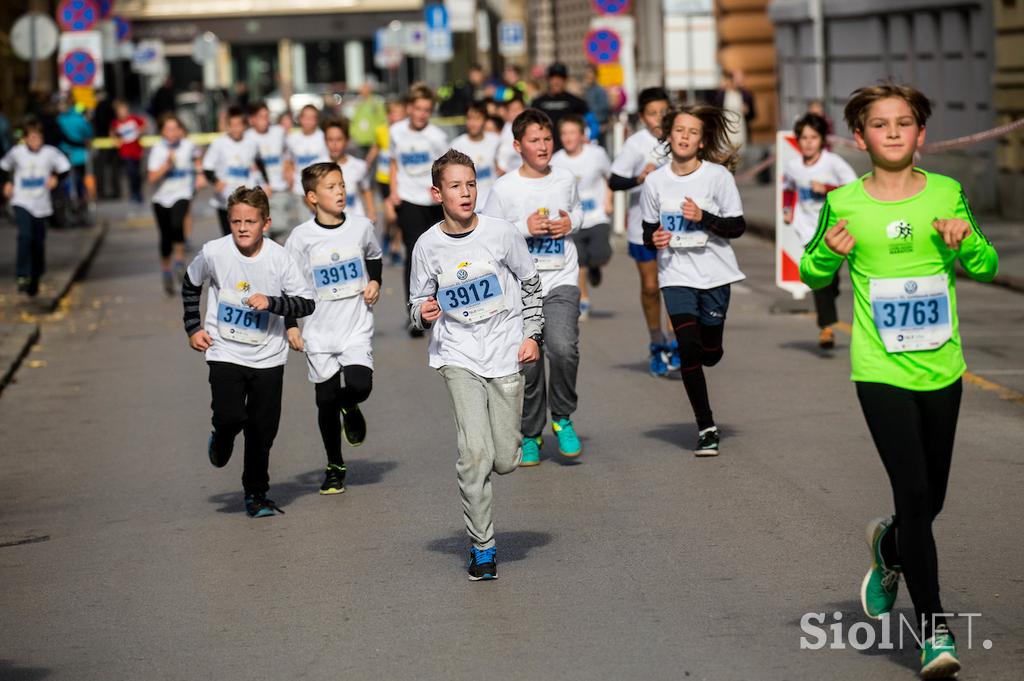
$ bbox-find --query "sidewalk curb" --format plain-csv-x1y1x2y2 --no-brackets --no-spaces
0,220,109,397
745,219,1024,294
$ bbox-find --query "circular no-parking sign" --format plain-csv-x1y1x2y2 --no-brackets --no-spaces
591,0,632,15
57,0,100,32
62,50,98,86
113,15,131,42
585,28,621,65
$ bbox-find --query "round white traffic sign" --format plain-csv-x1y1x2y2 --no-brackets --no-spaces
11,13,59,62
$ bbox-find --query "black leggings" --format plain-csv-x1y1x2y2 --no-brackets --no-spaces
856,378,962,631
396,201,444,298
670,314,725,431
153,200,189,258
315,365,373,467
812,272,840,329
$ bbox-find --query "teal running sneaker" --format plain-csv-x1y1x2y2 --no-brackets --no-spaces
552,418,582,457
467,546,497,581
244,493,283,518
520,436,542,467
860,516,901,619
649,343,669,377
920,624,960,679
666,339,681,371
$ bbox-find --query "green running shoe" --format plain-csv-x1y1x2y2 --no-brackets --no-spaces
920,624,960,679
520,436,542,467
319,464,347,495
860,516,901,619
552,418,582,457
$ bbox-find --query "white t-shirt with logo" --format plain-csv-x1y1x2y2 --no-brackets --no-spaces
409,215,538,378
336,156,372,218
284,216,382,356
186,236,311,369
640,162,746,290
202,134,260,209
496,122,522,174
286,129,330,197
245,126,289,193
610,128,670,244
451,131,502,210
482,166,583,296
782,150,858,246
148,138,198,208
0,145,71,218
552,143,612,229
390,119,449,207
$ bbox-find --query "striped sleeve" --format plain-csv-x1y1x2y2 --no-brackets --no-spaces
955,189,999,282
799,196,845,290
181,273,204,336
265,294,315,319
519,274,544,339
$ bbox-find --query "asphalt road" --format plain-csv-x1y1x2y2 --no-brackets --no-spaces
1,204,1022,681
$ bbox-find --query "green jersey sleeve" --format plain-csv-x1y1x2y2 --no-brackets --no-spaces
953,189,999,283
799,196,845,289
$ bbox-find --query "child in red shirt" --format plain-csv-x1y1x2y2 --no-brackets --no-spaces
111,100,146,204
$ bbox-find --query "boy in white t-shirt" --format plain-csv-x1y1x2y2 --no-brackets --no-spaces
451,100,502,210
551,113,613,320
284,162,382,495
389,83,450,335
245,100,292,238
482,108,584,466
609,87,677,376
202,106,263,236
782,112,858,349
182,187,315,518
285,105,330,225
409,149,543,581
0,119,71,296
323,118,376,222
495,92,526,175
641,106,747,457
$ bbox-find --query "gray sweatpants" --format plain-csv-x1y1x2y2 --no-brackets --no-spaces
522,284,581,438
439,366,525,549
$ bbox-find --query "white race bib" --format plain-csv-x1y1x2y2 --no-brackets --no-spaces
660,198,709,249
310,245,365,300
217,288,270,345
526,235,567,270
437,261,507,324
869,274,952,353
399,144,434,177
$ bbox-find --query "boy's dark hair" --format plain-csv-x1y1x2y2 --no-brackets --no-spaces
248,100,269,116
21,118,43,136
488,114,505,131
227,186,271,222
322,117,350,138
226,105,246,121
638,87,670,113
558,113,587,133
158,112,188,134
301,161,343,195
512,108,553,142
794,113,829,140
660,105,741,172
298,104,320,119
407,83,436,105
843,82,932,133
431,148,475,188
466,100,489,118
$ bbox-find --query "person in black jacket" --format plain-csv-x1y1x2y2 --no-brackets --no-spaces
531,63,589,151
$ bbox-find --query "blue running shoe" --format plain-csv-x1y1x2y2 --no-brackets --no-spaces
649,343,669,377
666,339,681,372
468,546,497,581
244,493,283,518
520,436,542,467
552,418,582,457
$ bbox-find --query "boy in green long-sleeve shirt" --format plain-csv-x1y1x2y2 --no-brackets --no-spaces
800,83,997,680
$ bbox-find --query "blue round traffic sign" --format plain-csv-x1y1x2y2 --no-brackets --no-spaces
113,15,131,42
585,28,621,65
591,0,632,15
62,50,97,86
98,0,113,19
57,0,100,32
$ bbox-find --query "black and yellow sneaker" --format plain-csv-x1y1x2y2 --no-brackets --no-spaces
694,427,720,457
341,405,366,447
319,464,347,495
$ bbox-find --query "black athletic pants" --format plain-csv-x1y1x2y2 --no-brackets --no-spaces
813,272,840,329
208,362,284,495
152,199,189,258
396,201,444,299
315,365,373,467
856,378,962,632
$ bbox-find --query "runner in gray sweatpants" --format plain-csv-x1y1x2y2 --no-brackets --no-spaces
521,284,580,438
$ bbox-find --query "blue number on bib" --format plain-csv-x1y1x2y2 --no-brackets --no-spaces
20,177,46,189
217,302,270,332
660,211,698,233
477,167,493,180
346,193,357,206
227,166,249,179
526,237,565,255
871,295,949,331
581,198,597,212
438,274,501,311
313,258,364,288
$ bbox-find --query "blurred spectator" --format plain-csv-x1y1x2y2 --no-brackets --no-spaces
232,82,250,110
0,102,12,157
350,80,386,157
712,69,755,152
92,91,120,199
531,63,589,151
111,100,146,204
806,99,835,138
495,64,527,102
583,64,611,146
56,99,94,223
150,77,177,120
